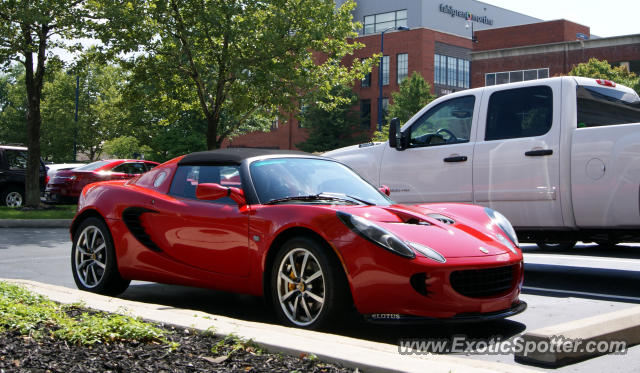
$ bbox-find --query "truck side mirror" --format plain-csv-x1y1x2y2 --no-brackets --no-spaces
388,117,406,151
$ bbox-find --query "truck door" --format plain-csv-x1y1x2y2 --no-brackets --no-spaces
380,94,478,204
473,82,563,229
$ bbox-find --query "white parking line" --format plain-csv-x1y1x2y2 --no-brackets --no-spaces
523,286,640,303
523,253,640,272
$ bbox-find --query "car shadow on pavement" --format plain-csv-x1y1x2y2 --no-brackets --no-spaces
120,282,527,351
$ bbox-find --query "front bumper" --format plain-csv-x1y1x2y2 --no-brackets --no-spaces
363,300,527,324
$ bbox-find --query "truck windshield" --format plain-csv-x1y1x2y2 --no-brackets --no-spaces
577,85,640,128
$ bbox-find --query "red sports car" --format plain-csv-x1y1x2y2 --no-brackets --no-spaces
45,159,158,203
70,149,525,329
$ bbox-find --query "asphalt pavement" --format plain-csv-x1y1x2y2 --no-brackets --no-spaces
1,228,640,372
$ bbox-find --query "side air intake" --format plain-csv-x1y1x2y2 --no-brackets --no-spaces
122,207,162,252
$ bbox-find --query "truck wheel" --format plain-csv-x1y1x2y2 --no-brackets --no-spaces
1,186,24,207
536,241,577,250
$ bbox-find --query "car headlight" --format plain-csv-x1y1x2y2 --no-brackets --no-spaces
407,242,446,263
484,208,519,251
337,211,415,259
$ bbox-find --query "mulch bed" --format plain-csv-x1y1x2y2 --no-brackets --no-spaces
0,321,358,373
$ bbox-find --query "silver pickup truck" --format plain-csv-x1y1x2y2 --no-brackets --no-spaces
325,77,640,249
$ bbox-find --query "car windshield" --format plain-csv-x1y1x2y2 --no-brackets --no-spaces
73,160,111,172
249,157,392,206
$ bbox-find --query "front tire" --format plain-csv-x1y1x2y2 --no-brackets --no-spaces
270,236,350,329
71,217,130,296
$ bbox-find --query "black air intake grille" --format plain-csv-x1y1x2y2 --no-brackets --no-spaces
450,265,515,298
122,207,162,252
427,213,455,225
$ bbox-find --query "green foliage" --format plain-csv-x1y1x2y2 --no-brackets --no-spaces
102,136,151,159
0,281,170,346
0,65,28,146
91,0,374,149
210,333,263,356
569,58,640,94
0,205,77,220
371,72,435,141
296,85,368,152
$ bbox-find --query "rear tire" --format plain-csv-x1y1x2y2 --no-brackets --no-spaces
536,241,577,250
71,217,130,296
270,236,350,330
1,186,24,207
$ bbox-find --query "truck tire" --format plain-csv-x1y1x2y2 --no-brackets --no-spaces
1,185,24,207
536,241,577,250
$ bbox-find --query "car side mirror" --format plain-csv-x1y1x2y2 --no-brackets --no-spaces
196,183,246,206
388,117,406,151
379,185,391,196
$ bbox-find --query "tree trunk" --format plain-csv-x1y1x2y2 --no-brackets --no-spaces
22,25,46,208
206,115,221,150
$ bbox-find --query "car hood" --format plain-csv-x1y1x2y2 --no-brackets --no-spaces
336,204,515,258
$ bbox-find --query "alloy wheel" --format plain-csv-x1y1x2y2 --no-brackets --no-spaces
74,225,107,288
6,191,22,207
276,248,326,326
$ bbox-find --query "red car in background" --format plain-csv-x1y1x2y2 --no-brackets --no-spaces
45,159,158,203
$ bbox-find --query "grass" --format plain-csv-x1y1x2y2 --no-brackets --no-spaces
0,281,173,347
0,205,77,219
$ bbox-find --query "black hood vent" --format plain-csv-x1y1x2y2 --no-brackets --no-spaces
428,213,455,225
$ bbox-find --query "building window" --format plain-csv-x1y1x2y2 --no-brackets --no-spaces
397,53,408,84
434,54,469,89
363,10,407,35
382,97,389,123
361,58,371,88
360,99,371,128
382,55,389,86
485,68,550,86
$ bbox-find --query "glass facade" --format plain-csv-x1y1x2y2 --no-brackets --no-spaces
434,54,469,89
382,55,389,85
485,68,550,86
363,10,408,35
397,53,408,83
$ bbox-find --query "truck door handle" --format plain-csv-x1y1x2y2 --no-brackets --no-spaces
443,155,468,162
525,149,553,157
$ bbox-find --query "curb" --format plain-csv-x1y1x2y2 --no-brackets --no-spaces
0,219,71,228
515,305,640,367
3,279,537,373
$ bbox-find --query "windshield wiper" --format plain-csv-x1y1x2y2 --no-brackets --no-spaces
264,192,374,206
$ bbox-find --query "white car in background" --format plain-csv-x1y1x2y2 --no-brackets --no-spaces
45,163,85,180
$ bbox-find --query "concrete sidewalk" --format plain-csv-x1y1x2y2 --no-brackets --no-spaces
2,278,537,373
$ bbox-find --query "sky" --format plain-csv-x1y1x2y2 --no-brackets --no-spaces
480,0,640,37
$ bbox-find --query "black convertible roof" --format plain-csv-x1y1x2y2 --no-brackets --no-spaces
178,148,316,165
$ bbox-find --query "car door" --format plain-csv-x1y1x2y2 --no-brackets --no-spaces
143,164,250,276
379,94,479,204
472,82,563,228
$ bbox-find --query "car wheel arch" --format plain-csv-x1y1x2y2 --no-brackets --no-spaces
261,227,353,308
71,209,108,239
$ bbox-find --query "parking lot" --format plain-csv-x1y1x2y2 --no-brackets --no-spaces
1,227,639,371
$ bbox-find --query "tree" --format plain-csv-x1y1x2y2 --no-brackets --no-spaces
0,66,27,146
371,72,435,142
102,136,151,159
0,0,88,206
91,0,373,150
296,85,368,153
569,58,640,94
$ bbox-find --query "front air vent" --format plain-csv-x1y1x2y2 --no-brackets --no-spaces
122,207,162,252
450,265,515,298
410,273,432,296
427,213,455,225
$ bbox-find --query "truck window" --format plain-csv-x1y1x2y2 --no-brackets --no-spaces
408,95,475,148
576,85,640,128
485,86,553,141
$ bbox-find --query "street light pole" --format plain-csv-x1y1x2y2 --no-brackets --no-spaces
377,26,410,131
74,75,79,162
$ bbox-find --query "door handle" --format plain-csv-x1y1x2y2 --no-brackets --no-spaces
525,149,553,157
443,155,468,162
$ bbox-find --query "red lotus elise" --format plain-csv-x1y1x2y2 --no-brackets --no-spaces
70,149,526,329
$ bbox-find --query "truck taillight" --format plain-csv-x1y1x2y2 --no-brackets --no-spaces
596,79,616,87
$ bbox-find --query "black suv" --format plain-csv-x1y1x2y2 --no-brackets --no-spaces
0,145,46,207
